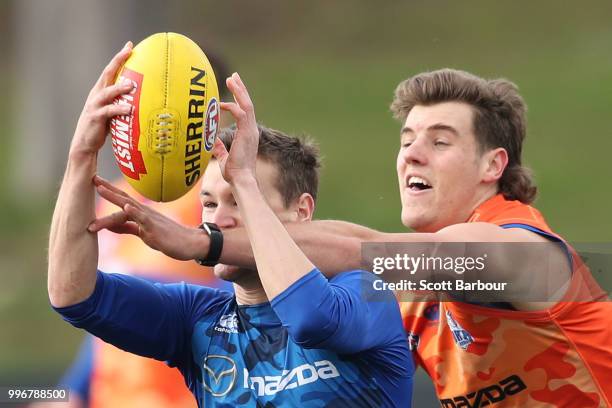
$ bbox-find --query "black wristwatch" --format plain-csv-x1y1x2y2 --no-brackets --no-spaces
195,222,224,266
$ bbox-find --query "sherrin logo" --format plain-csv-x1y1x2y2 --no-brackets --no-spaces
204,97,219,152
185,67,208,187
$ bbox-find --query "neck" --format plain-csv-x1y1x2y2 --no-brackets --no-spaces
233,275,269,305
468,186,499,218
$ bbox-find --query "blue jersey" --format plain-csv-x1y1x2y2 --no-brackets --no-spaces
54,269,414,407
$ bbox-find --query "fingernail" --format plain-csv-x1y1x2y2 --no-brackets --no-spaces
122,41,131,50
122,78,133,87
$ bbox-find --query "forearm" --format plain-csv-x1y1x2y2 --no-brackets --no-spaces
48,150,98,307
219,221,366,275
233,176,314,299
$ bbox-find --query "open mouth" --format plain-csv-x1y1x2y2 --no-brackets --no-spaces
407,176,432,192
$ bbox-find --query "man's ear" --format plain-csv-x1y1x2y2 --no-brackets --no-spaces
482,147,508,184
294,193,315,222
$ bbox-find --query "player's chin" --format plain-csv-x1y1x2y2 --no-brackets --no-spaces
214,264,249,282
401,207,434,232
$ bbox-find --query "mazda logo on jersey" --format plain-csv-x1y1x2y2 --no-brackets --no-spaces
439,374,527,408
202,355,237,397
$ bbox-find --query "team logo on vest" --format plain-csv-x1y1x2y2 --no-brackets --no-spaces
446,310,473,350
407,332,420,351
202,355,238,397
215,313,239,334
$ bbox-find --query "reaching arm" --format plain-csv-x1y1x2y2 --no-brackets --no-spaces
54,271,231,363
48,42,134,307
213,73,316,298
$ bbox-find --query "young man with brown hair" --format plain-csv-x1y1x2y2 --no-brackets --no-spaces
48,45,413,407
95,68,612,406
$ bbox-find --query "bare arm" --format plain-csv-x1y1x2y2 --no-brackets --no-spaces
219,220,368,274
88,187,569,310
212,73,316,298
48,42,134,307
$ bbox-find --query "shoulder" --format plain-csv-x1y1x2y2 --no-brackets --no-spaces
155,280,234,316
437,222,545,243
329,270,378,285
330,270,397,303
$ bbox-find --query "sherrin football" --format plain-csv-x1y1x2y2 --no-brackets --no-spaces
110,32,220,202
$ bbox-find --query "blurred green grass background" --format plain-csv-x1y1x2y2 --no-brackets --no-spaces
1,0,611,399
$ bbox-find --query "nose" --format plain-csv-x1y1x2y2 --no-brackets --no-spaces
203,205,238,229
399,138,428,166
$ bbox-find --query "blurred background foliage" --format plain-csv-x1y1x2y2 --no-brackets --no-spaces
1,0,611,404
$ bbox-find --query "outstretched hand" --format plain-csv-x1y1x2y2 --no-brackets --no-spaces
88,176,205,261
213,73,259,185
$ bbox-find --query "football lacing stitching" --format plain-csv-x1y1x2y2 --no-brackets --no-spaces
154,112,174,153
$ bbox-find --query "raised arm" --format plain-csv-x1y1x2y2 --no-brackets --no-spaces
211,73,316,298
48,42,134,307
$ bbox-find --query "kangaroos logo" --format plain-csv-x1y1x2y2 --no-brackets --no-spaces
407,332,420,351
446,310,473,350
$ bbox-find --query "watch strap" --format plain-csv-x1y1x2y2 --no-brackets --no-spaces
195,222,223,267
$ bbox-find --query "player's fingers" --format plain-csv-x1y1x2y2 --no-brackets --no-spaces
219,101,247,124
94,41,133,90
124,203,147,226
228,72,256,122
97,184,134,209
108,221,140,236
93,79,135,107
212,138,229,161
87,211,129,233
93,175,130,197
96,103,132,120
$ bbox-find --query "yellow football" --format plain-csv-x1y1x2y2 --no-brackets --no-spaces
110,32,220,202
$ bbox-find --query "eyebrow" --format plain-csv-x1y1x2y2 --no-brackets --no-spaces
200,191,211,198
401,123,460,137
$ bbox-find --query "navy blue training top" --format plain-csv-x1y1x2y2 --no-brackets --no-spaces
54,269,414,407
